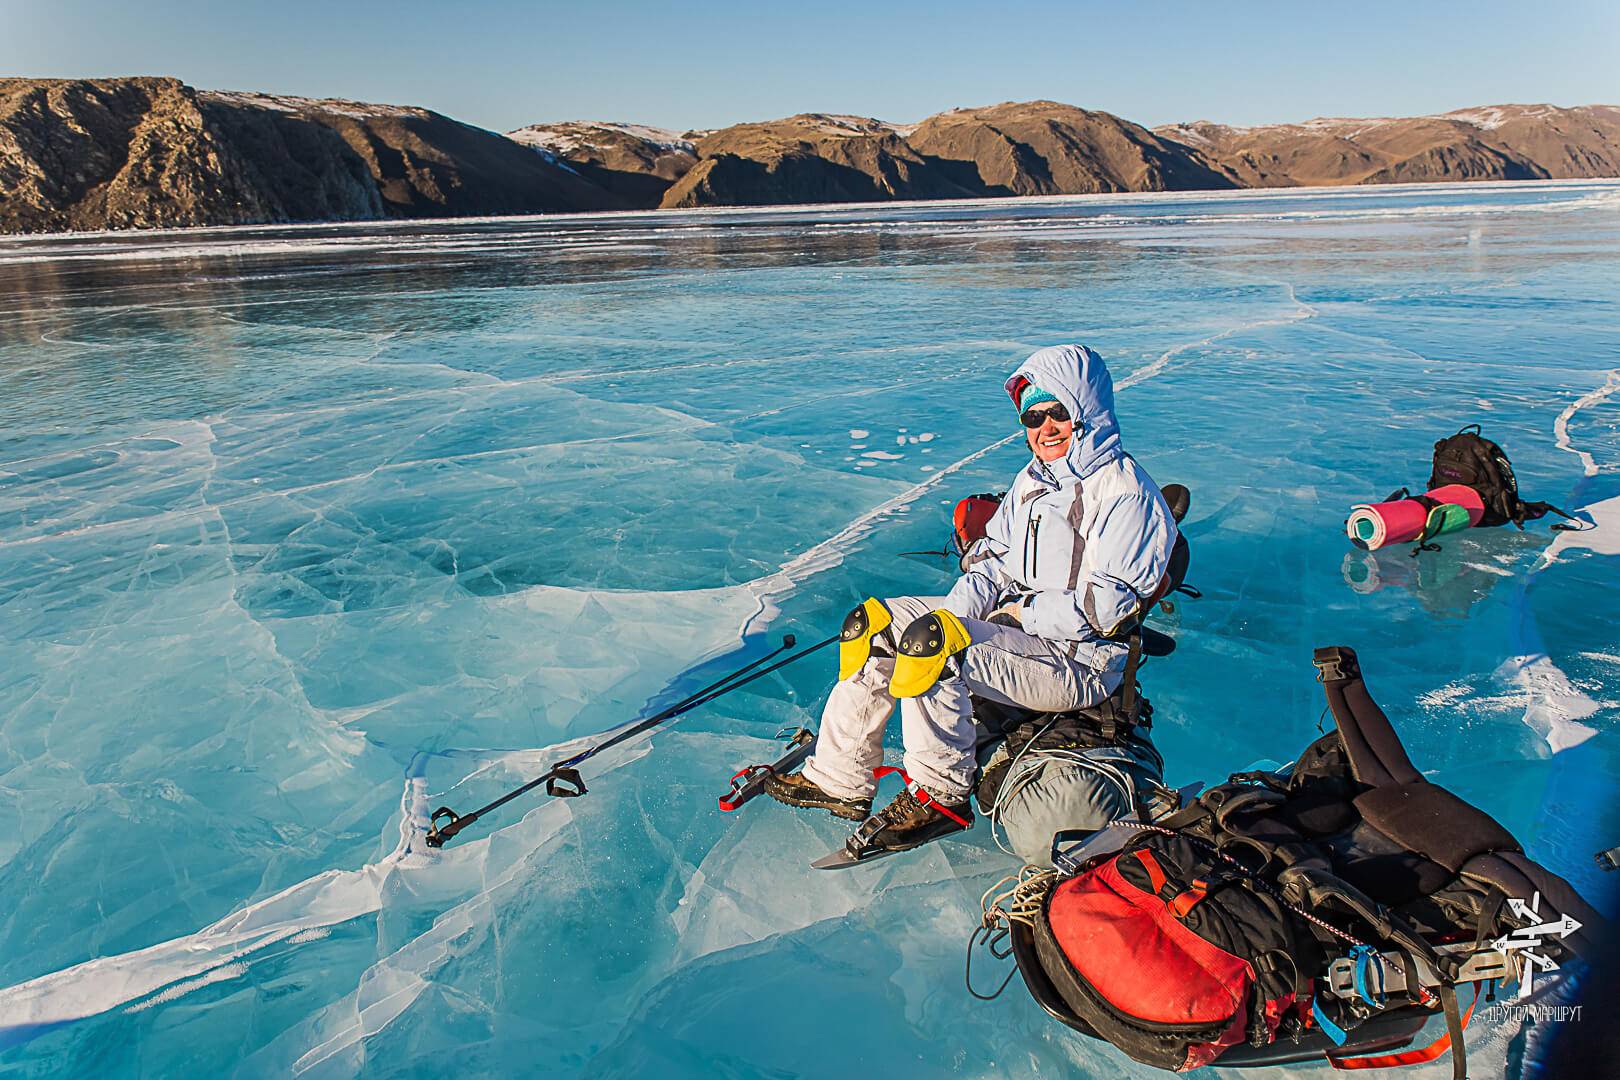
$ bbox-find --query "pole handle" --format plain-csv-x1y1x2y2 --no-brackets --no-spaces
546,767,587,798
425,805,463,848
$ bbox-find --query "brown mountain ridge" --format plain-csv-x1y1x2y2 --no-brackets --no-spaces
0,77,627,234
2,77,1617,234
1157,105,1620,187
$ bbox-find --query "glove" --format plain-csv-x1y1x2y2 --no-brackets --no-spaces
988,597,1025,628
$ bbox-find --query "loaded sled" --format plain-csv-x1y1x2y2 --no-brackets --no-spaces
996,645,1603,1074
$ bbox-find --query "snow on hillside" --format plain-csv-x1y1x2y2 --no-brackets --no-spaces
507,122,696,156
202,90,430,121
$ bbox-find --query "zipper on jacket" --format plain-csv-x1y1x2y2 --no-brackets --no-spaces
1026,513,1042,583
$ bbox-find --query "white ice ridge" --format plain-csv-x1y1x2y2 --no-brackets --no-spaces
0,780,426,1040
0,733,647,1044
738,430,1023,632
1494,371,1620,754
1496,652,1601,754
1116,280,1316,391
1553,367,1620,477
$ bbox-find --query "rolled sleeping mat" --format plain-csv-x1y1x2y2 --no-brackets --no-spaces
1346,484,1486,551
1346,497,1428,551
1422,483,1486,535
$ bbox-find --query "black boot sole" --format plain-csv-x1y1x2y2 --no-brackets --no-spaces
812,816,974,870
860,816,972,855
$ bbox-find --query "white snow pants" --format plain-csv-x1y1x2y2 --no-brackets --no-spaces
800,595,1117,802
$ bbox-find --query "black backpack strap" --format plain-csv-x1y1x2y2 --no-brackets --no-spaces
1470,885,1509,957
1312,646,1422,788
1521,500,1589,532
1407,494,1447,557
1116,629,1143,731
1466,437,1518,526
1457,423,1483,436
1438,983,1468,1080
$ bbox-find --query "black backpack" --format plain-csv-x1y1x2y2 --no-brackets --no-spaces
1428,425,1573,529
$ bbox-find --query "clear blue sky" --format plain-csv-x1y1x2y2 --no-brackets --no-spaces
5,0,1618,134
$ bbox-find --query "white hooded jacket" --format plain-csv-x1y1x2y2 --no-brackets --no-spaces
943,345,1178,675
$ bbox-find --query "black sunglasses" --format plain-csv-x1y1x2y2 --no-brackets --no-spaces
1019,401,1071,428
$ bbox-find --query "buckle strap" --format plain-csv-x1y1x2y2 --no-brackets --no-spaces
1312,997,1350,1047
1348,944,1388,1008
872,766,971,827
1312,646,1355,683
1168,880,1209,918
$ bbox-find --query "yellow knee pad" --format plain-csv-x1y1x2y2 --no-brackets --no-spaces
889,609,972,698
838,597,894,680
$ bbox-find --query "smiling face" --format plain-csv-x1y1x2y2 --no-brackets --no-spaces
1023,402,1075,463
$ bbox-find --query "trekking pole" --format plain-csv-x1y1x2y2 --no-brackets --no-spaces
425,631,839,848
425,635,797,847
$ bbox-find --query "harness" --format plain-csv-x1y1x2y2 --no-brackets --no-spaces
974,628,1156,817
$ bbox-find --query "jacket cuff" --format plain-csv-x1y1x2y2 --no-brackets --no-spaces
1019,590,1067,639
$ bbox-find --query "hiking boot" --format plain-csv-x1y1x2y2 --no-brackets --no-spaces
847,786,974,858
763,771,873,821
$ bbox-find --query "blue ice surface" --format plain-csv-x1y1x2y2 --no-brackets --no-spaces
0,181,1617,1077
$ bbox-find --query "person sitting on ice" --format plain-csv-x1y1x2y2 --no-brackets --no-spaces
766,344,1180,860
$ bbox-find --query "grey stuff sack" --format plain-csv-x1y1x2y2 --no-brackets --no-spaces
986,735,1166,867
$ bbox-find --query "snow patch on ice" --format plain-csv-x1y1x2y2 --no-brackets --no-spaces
1545,495,1620,561
1418,682,1473,709
126,964,248,1012
1495,654,1600,752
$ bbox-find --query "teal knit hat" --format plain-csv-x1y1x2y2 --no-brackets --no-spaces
1015,382,1060,419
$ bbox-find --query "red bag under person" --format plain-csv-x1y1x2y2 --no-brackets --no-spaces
1032,832,1317,1072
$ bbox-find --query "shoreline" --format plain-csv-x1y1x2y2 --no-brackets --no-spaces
3,176,1619,246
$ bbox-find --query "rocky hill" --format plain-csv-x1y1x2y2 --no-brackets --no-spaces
1156,104,1620,187
4,79,1618,234
520,104,1234,209
0,77,626,234
905,100,1233,196
659,113,986,208
507,121,697,205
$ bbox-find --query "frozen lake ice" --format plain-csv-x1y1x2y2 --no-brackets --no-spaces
1,182,1618,1076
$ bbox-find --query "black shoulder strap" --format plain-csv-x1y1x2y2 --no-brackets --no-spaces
1439,984,1468,1080
1118,630,1143,727
1406,494,1446,556
1521,500,1589,531
1312,647,1422,788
